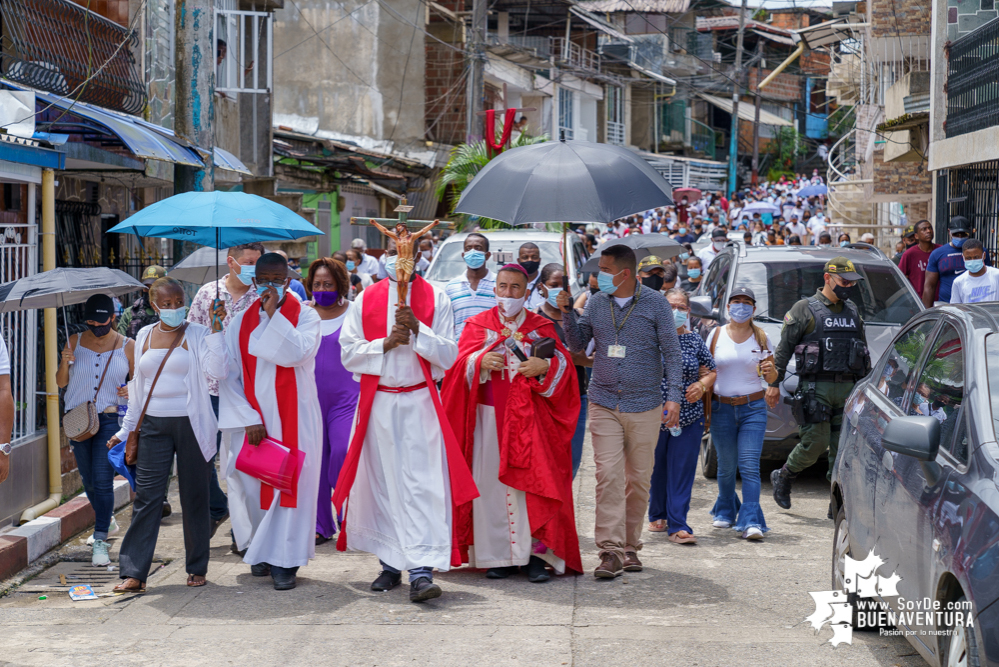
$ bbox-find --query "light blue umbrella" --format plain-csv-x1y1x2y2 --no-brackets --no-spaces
796,184,828,197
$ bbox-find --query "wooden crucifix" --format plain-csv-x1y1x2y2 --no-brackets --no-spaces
350,198,454,306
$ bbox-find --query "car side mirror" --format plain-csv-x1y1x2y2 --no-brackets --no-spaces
690,295,718,320
883,416,940,461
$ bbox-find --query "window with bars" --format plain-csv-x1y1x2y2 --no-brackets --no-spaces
215,3,273,94
606,85,624,145
946,161,999,262
558,88,575,140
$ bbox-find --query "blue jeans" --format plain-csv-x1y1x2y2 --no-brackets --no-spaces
648,418,704,534
571,396,588,480
709,398,769,533
72,413,119,541
209,395,229,521
380,560,434,583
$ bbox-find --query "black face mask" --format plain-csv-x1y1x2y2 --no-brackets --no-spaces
642,275,665,291
832,284,852,302
589,286,599,295
519,260,540,276
88,322,113,337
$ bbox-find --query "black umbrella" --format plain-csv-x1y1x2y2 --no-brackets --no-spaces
454,140,675,225
0,267,147,357
579,234,683,272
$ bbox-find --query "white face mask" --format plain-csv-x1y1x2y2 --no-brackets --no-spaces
497,295,526,319
713,241,725,251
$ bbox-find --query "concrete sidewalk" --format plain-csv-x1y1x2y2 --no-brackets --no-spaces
0,435,926,666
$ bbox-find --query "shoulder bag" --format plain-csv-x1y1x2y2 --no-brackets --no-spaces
64,334,121,442
125,324,188,465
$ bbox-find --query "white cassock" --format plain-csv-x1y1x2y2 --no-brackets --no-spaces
215,302,323,569
338,278,458,571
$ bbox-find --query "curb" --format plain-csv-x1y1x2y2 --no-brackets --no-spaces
0,478,132,582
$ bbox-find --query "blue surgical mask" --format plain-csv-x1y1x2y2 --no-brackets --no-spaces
546,290,561,309
953,236,968,248
385,255,398,280
158,306,187,328
256,283,285,300
965,258,985,273
346,260,356,271
464,250,486,269
679,227,687,235
678,252,690,261
688,268,701,279
728,302,754,323
673,308,689,329
840,241,849,247
597,270,622,295
914,394,927,405
235,263,255,286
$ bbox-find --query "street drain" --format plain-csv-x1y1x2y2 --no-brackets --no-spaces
18,560,167,595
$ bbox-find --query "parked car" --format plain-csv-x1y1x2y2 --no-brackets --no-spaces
831,303,999,667
424,230,590,297
689,243,923,477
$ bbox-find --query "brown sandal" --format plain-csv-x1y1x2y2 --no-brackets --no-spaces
113,578,146,594
187,574,207,587
648,520,667,533
668,530,697,544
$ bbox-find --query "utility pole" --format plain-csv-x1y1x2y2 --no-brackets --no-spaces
726,0,748,195
466,0,487,143
751,41,763,186
174,0,215,195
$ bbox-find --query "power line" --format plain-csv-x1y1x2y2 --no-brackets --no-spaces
274,0,378,59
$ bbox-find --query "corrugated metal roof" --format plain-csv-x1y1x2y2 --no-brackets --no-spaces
696,16,793,37
576,0,690,13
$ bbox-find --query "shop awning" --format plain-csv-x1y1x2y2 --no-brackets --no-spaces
697,93,793,126
629,62,676,86
214,147,252,175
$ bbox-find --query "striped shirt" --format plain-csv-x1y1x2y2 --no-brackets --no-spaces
64,335,130,413
563,284,684,413
445,271,497,339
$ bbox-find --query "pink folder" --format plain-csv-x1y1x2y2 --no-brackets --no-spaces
235,435,305,498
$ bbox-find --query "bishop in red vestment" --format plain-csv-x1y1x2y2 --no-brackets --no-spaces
442,265,583,581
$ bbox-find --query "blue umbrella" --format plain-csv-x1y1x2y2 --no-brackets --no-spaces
796,184,828,197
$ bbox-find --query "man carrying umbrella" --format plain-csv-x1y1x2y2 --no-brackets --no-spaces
118,265,166,338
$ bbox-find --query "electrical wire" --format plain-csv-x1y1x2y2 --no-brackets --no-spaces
273,0,377,59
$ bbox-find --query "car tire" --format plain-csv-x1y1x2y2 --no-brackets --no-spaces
942,595,980,667
831,505,860,627
701,433,718,479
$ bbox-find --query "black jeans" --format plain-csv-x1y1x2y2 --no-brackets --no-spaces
119,415,211,580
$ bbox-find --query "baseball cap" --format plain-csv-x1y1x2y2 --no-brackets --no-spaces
949,216,971,233
711,228,727,239
637,255,664,271
728,286,756,303
84,294,114,322
825,256,864,281
141,265,167,285
902,225,916,238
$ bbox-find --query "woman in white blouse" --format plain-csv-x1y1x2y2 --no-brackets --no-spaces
108,277,227,592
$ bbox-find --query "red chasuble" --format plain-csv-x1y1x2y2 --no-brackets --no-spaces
239,296,301,510
332,276,479,564
441,307,583,574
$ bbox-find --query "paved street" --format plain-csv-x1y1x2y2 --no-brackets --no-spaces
0,438,926,667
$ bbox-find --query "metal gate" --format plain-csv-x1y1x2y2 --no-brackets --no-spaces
947,161,999,262
0,213,38,441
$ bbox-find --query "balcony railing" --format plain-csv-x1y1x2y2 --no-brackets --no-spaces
0,0,146,115
550,38,600,73
606,120,625,145
946,17,999,138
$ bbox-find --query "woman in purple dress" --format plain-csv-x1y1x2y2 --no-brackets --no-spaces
305,258,360,544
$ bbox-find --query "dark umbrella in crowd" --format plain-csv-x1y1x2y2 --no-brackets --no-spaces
579,234,684,272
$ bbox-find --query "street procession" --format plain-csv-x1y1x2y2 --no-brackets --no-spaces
0,0,996,664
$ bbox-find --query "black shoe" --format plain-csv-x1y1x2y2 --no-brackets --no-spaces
250,562,271,577
827,502,834,520
315,533,331,546
409,577,442,603
162,500,173,518
271,566,298,591
485,566,518,579
771,466,796,510
210,512,229,539
523,556,551,583
371,570,402,591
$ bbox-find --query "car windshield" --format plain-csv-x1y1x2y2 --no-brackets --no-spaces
734,260,922,325
425,239,566,283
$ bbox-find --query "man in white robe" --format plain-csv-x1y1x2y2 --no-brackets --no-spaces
214,253,322,591
334,266,477,603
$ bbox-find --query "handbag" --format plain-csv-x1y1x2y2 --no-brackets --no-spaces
64,334,121,442
125,323,188,466
235,435,306,498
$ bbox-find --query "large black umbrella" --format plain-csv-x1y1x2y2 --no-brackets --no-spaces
579,234,684,272
454,139,675,225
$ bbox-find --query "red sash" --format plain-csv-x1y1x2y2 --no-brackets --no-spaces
239,297,302,510
332,276,478,561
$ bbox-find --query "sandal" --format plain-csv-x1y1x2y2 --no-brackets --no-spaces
668,530,697,544
648,520,667,533
187,574,207,587
113,578,146,594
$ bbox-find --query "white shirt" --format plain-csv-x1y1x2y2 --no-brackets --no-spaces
787,222,807,238
709,326,774,398
358,252,380,277
696,243,722,271
0,337,10,375
950,266,999,303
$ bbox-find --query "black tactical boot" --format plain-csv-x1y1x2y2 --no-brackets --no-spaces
771,466,796,510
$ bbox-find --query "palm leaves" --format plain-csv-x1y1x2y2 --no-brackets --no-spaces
435,131,548,231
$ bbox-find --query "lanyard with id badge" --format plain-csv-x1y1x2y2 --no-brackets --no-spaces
608,287,640,358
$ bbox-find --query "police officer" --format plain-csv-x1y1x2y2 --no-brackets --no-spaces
770,257,869,512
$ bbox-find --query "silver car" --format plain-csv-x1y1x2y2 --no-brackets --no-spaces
689,243,924,477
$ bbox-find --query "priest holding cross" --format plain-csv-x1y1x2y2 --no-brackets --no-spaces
334,207,478,603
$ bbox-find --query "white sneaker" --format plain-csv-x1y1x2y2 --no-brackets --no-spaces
742,527,764,540
712,519,732,528
92,539,111,566
86,516,119,545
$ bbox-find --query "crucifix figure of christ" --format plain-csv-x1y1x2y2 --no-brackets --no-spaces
351,199,454,305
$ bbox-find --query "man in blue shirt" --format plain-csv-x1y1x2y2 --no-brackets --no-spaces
924,216,973,307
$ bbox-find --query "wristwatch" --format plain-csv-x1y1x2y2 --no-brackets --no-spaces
0,443,10,456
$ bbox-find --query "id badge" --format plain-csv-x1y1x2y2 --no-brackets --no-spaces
608,344,627,358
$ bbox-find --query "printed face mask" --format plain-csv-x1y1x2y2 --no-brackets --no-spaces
497,295,526,318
